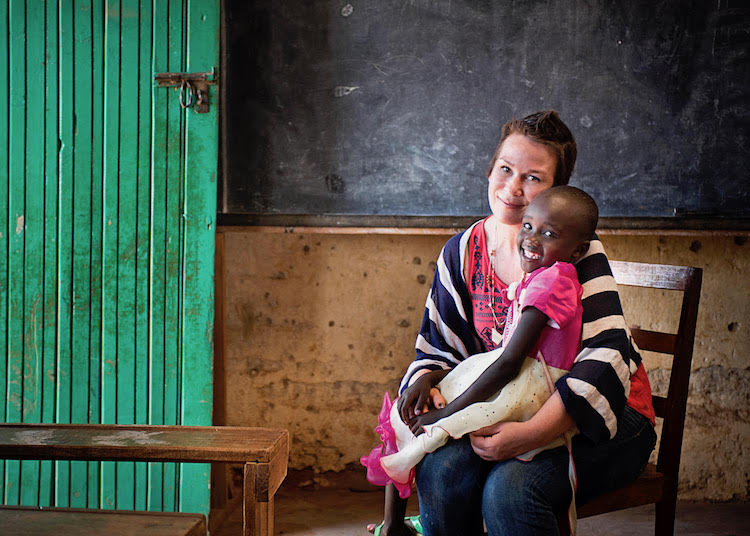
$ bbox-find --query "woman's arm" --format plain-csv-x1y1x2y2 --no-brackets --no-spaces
469,391,574,461
398,226,483,397
554,239,640,443
407,307,548,434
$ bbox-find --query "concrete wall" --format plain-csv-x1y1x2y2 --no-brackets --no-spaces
219,229,749,501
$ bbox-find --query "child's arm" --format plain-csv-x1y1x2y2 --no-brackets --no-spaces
407,306,548,435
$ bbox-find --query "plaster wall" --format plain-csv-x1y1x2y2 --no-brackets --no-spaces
220,230,749,501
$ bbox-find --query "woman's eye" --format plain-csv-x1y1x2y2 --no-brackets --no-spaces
527,175,541,182
501,165,511,173
543,230,557,238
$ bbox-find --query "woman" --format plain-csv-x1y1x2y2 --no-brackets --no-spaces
396,111,656,535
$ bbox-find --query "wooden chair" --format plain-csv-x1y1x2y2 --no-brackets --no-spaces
559,260,702,536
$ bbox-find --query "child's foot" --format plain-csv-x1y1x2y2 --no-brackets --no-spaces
366,521,413,536
367,515,422,536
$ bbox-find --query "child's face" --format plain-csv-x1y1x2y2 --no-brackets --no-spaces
516,195,589,273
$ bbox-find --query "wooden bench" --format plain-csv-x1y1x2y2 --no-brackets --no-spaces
0,424,289,536
559,260,703,535
0,505,207,536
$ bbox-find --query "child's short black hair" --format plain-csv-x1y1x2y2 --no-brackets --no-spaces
538,185,599,239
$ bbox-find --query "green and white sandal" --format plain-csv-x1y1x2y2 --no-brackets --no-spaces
367,515,423,536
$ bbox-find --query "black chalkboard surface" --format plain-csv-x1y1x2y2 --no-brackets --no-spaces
220,0,750,228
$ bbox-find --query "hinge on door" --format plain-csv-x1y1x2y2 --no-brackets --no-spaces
153,68,217,113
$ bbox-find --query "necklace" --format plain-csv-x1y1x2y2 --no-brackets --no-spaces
487,219,503,346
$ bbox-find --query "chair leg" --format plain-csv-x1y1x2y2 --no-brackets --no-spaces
654,496,677,536
556,513,571,536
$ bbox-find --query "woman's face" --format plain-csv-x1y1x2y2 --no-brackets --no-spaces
487,134,558,226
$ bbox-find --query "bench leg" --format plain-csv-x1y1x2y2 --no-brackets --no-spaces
243,462,274,536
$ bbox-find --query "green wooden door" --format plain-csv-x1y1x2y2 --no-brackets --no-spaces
1,0,218,516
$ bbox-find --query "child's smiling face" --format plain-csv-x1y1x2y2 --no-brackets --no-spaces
516,192,590,273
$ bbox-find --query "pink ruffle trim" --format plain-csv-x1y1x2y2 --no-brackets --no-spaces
359,392,414,499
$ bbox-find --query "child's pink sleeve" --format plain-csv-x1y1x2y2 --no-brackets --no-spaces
521,263,582,329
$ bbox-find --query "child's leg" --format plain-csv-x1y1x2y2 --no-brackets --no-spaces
372,483,414,536
384,483,408,524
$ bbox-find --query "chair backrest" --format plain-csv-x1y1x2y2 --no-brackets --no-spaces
609,260,702,501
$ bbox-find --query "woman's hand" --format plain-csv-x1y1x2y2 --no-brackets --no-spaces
470,392,576,461
429,387,447,410
469,421,535,461
397,370,449,423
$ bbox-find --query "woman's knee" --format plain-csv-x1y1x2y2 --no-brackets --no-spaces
418,438,479,482
481,459,538,513
481,452,572,534
416,438,488,535
483,466,528,535
416,437,487,504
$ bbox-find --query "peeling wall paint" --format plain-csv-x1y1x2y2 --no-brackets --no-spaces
221,231,749,501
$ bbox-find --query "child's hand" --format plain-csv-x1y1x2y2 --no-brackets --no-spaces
409,388,446,435
408,406,447,436
397,371,447,422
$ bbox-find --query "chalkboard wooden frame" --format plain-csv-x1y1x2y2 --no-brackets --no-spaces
219,0,750,230
216,213,750,231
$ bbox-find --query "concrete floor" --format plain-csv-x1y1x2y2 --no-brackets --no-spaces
210,470,749,536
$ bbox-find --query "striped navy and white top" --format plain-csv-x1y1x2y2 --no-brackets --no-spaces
399,222,645,443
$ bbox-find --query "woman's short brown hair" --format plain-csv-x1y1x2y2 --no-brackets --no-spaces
487,110,577,186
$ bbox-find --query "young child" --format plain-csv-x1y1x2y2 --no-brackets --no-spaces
361,185,599,536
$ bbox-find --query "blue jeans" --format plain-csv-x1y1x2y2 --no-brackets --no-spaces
415,406,656,536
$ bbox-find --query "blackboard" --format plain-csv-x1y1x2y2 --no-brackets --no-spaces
220,0,750,228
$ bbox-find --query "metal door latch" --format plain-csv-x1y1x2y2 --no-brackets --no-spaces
153,68,217,113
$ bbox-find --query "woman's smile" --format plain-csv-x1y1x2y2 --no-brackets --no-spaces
498,197,526,209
